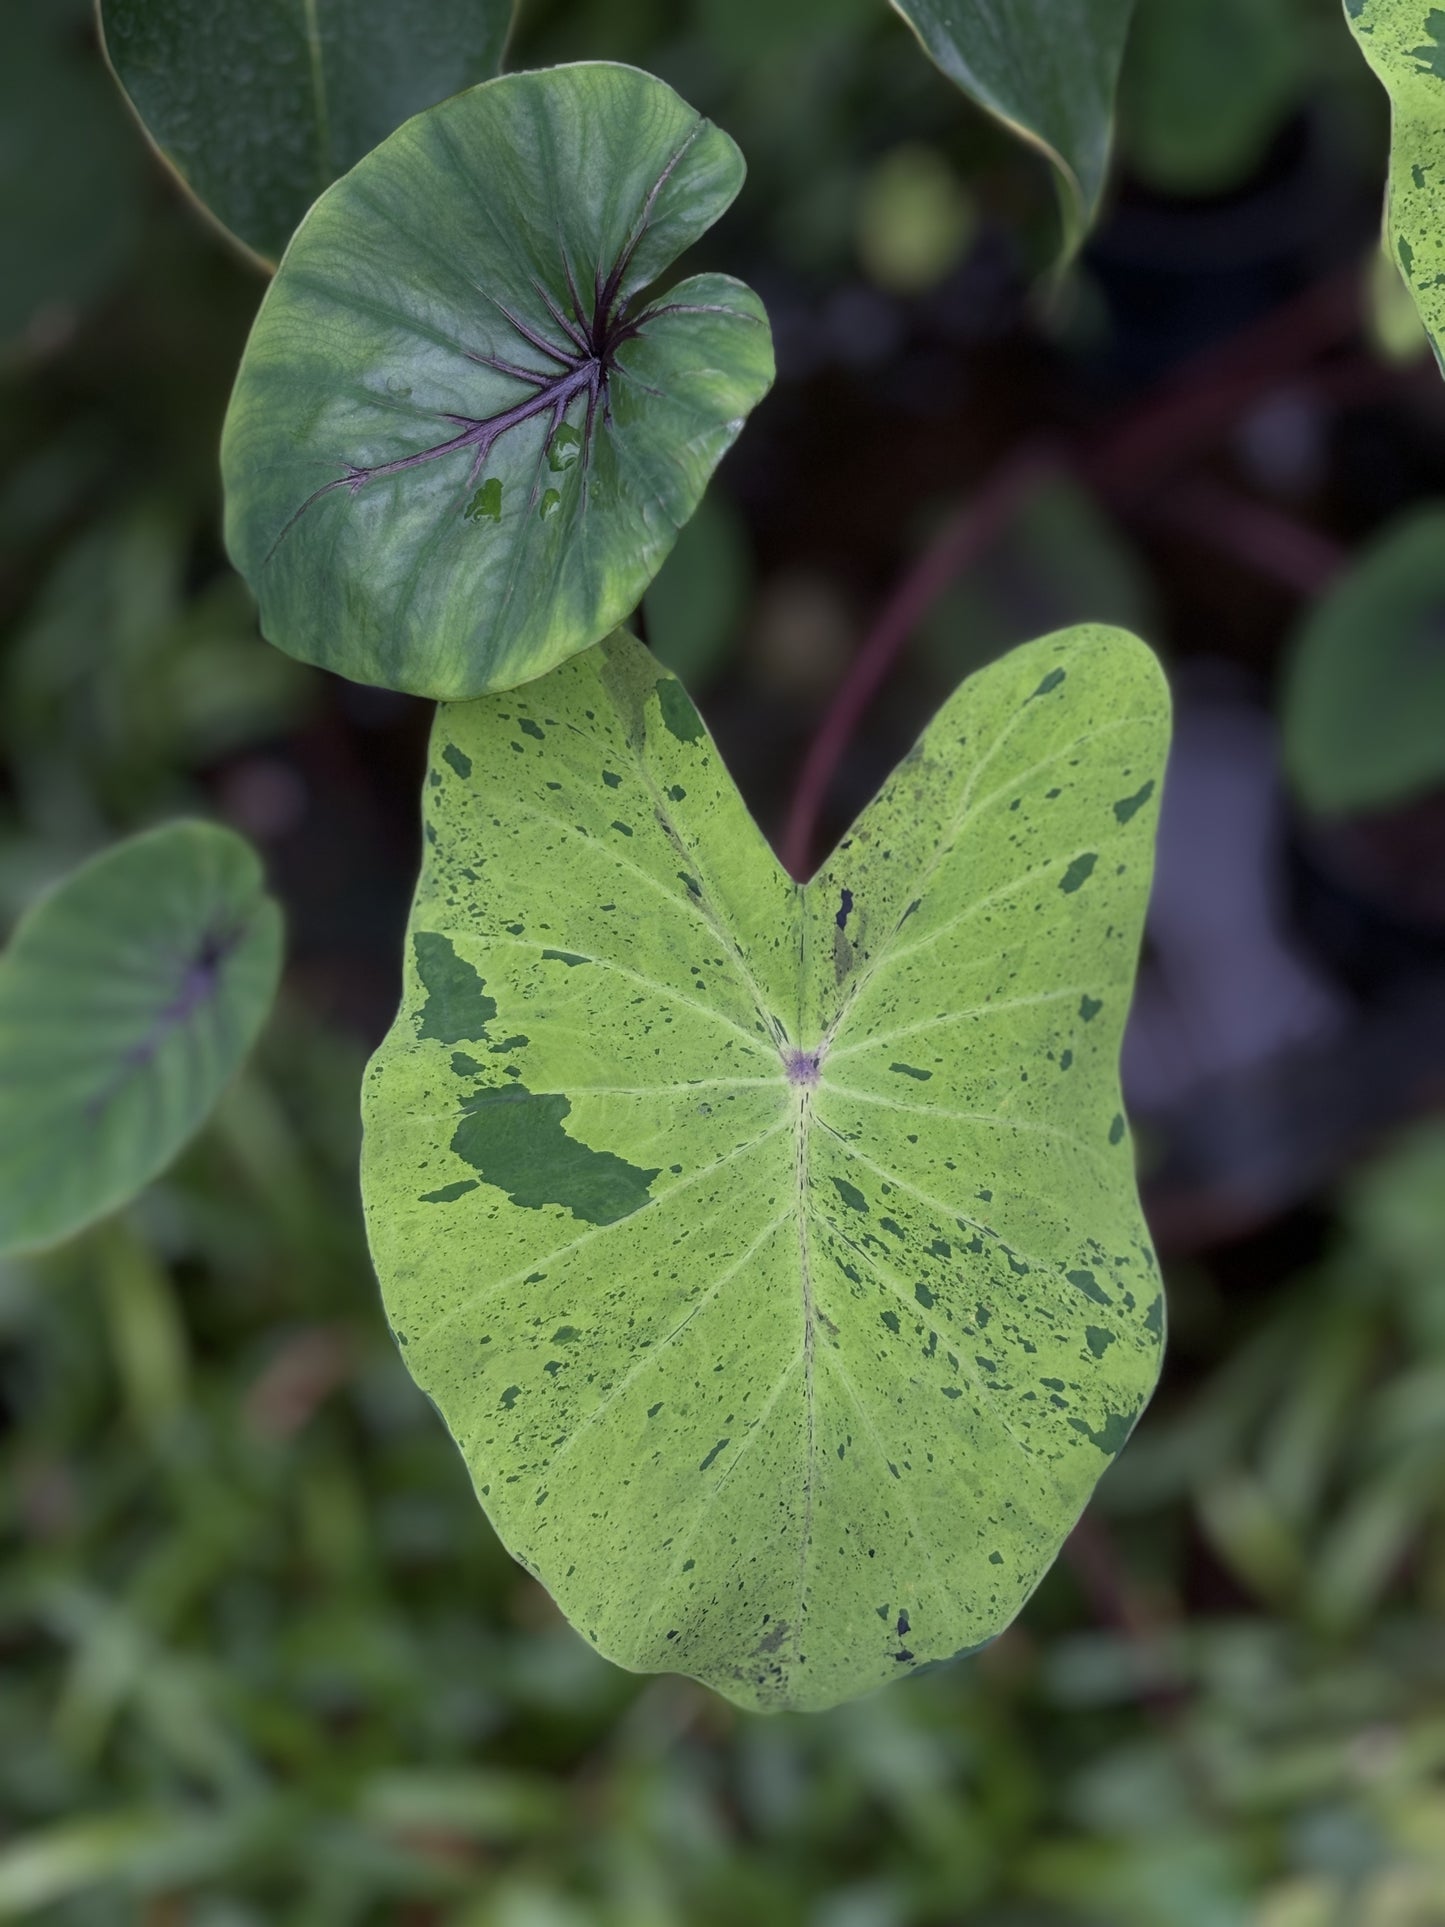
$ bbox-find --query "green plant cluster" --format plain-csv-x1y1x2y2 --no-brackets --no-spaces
3,0,1445,1908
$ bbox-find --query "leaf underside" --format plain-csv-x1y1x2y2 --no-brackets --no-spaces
1344,0,1445,376
889,0,1136,255
362,628,1170,1713
0,823,283,1256
222,64,774,700
99,0,515,265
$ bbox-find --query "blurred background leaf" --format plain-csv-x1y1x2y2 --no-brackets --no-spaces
99,0,517,266
1283,506,1445,816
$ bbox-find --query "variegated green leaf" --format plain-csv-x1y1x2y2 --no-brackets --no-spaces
1345,0,1445,373
362,628,1169,1712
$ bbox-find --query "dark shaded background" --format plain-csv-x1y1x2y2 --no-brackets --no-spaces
4,0,1445,1920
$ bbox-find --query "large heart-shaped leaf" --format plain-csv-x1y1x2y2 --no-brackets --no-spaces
99,0,515,267
889,0,1136,256
0,822,282,1255
1345,0,1445,374
221,65,774,701
362,628,1169,1712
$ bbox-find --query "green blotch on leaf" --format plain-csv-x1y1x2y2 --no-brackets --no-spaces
414,932,497,1043
699,1437,730,1472
541,949,590,967
519,718,545,741
1109,1113,1126,1145
1080,994,1103,1022
1060,852,1098,893
657,677,706,744
832,1177,869,1213
420,1178,480,1204
1067,1407,1138,1456
890,1062,933,1081
451,1052,485,1075
1113,779,1155,824
1144,1294,1164,1338
450,1083,660,1224
881,1310,900,1334
1067,1267,1111,1306
915,1282,935,1308
1085,1325,1116,1357
1408,12,1445,79
1031,668,1067,699
602,770,622,789
442,744,473,780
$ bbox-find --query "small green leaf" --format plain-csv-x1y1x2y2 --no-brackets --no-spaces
889,0,1136,256
362,627,1170,1712
1283,505,1445,815
98,0,515,266
222,64,774,700
0,823,282,1255
1344,0,1445,375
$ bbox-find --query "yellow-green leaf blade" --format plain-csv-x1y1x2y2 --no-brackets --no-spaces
1345,0,1445,374
362,628,1169,1712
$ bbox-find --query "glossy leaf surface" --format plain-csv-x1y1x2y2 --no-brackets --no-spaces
362,629,1169,1711
0,823,282,1254
99,0,514,266
889,0,1135,254
222,65,773,700
1284,506,1445,814
1345,0,1445,373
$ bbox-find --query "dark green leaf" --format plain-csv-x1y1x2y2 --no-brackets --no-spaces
99,0,515,266
888,0,1136,255
222,64,774,699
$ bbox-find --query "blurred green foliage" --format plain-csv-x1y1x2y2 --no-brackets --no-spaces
4,1036,1445,1921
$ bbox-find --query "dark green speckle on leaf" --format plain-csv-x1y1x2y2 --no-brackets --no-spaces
450,1083,660,1224
414,933,497,1044
657,677,707,745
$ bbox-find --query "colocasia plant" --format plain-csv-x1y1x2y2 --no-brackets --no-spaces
2,0,1440,1710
